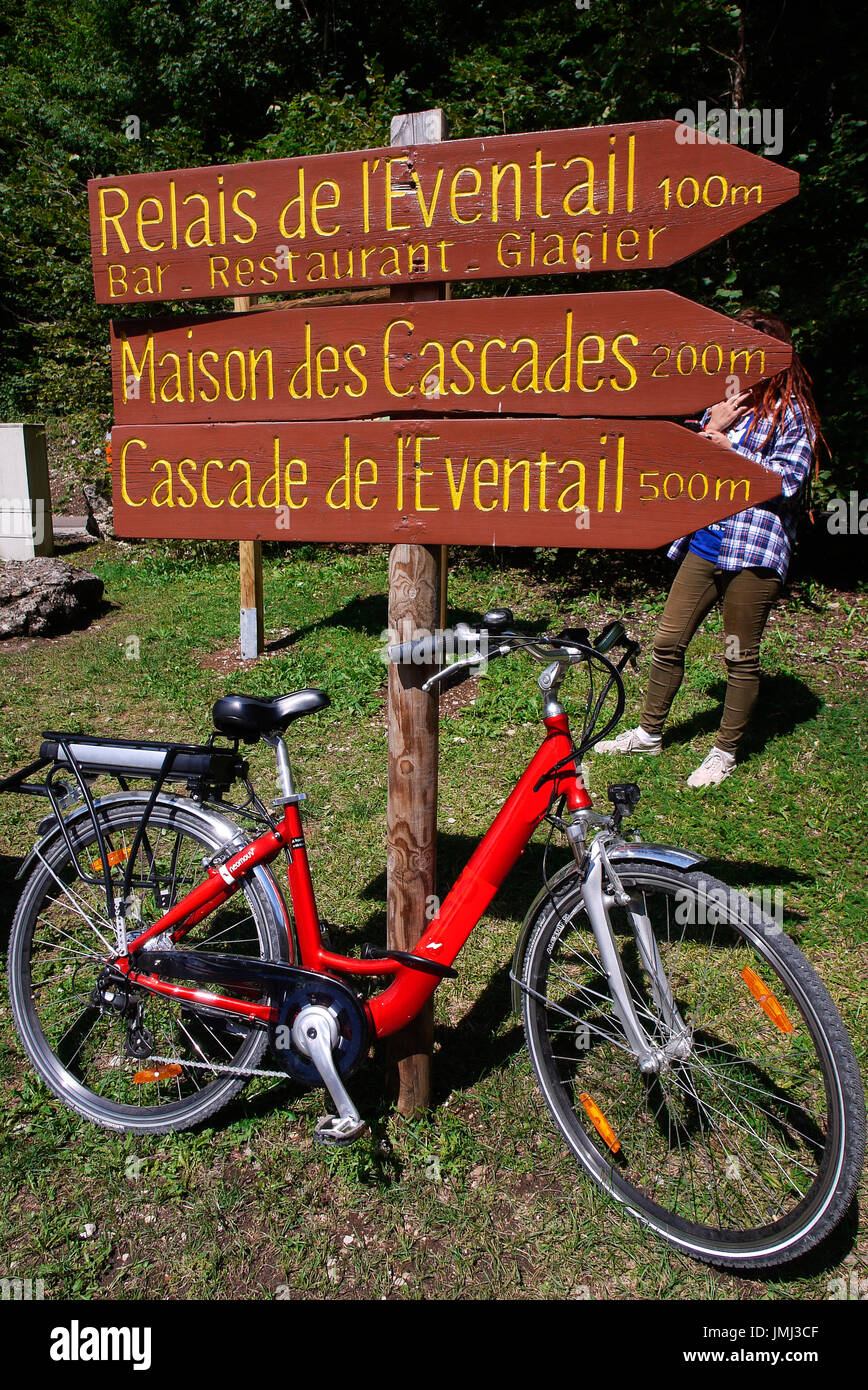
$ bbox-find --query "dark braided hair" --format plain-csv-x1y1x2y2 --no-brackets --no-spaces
735,309,829,482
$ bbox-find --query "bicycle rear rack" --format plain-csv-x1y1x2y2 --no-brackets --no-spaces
0,732,250,925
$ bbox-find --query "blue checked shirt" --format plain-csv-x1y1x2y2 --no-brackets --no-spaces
667,401,815,582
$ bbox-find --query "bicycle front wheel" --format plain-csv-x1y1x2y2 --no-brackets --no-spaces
8,793,289,1134
520,861,865,1268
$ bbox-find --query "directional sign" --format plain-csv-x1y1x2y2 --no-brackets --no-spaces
111,289,791,425
88,120,798,304
111,417,781,547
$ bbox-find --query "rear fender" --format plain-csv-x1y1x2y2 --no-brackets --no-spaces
13,790,295,960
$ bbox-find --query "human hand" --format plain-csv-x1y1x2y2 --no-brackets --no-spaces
702,428,732,448
705,392,752,434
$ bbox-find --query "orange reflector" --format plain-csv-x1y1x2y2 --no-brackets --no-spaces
132,1064,183,1084
578,1092,621,1154
90,846,130,872
742,966,795,1033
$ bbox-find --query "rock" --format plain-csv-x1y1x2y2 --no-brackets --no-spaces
0,558,104,639
81,481,114,537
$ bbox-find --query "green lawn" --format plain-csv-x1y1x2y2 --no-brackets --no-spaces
0,538,865,1300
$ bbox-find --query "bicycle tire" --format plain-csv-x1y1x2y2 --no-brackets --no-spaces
8,793,289,1134
519,860,865,1268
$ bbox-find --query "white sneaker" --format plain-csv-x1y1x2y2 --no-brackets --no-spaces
595,726,662,755
686,746,736,788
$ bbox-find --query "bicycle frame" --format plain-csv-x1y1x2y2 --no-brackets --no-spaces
118,710,591,1042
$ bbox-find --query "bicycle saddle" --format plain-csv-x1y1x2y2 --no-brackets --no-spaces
212,689,330,742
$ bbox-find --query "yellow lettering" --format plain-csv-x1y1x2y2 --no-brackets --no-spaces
473,458,499,511
576,333,605,392
449,165,482,224
182,192,214,248
136,196,165,252
98,186,130,255
150,458,174,508
232,189,257,243
202,458,225,507
228,457,254,507
480,338,507,395
310,179,341,236
491,163,521,223
563,157,599,216
383,320,414,398
119,437,147,507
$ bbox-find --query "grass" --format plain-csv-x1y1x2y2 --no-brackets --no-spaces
0,538,866,1300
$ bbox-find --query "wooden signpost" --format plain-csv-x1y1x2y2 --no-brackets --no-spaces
88,120,798,303
233,293,263,660
88,115,798,1116
108,289,791,425
111,417,782,547
384,110,446,1115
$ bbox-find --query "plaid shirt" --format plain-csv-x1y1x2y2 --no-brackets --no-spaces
667,401,814,582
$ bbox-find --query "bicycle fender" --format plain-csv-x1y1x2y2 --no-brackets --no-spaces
509,842,705,1013
14,790,234,880
12,791,295,958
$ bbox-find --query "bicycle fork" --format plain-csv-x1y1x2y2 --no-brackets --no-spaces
572,834,693,1075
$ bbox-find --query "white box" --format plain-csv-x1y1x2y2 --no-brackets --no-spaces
0,424,55,560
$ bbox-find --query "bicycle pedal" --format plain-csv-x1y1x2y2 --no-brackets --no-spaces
313,1113,368,1146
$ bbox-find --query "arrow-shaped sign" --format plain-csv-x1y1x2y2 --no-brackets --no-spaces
111,417,781,549
89,120,798,304
110,289,791,424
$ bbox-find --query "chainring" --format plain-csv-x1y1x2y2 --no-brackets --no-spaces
270,976,369,1085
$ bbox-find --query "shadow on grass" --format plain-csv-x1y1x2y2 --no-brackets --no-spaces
260,591,556,655
664,672,821,759
0,852,23,954
263,595,387,651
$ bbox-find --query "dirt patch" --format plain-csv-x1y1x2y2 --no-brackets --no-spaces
439,676,482,719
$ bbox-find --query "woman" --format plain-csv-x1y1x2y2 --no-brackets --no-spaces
597,309,823,787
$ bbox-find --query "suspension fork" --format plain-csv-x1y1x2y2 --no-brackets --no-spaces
570,834,691,1074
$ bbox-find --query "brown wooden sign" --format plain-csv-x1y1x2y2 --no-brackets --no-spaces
88,121,798,304
111,289,791,425
111,417,781,548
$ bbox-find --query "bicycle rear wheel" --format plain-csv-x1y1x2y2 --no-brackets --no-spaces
8,793,289,1133
519,861,865,1267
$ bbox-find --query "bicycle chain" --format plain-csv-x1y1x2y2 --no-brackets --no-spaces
147,1053,289,1079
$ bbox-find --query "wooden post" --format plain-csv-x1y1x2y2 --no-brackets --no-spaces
439,545,448,629
234,294,264,659
386,109,446,1116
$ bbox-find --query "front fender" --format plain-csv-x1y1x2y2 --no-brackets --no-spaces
509,841,705,1014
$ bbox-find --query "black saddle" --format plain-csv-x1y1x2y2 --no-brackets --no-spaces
212,689,330,742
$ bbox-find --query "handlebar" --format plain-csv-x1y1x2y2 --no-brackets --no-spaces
385,608,639,758
386,613,639,691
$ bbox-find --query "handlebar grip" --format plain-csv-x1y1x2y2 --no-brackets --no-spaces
594,620,627,654
387,634,448,665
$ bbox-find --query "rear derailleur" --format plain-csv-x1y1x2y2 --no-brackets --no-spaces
91,967,154,1059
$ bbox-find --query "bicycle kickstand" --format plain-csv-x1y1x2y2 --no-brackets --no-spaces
290,1004,368,1146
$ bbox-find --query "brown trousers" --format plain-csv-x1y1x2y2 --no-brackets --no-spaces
640,551,782,754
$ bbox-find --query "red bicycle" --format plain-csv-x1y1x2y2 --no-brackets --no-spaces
4,611,864,1268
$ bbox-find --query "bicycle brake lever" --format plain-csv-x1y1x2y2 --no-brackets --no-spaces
421,653,485,692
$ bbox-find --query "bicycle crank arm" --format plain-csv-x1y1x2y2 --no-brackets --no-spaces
291,1005,367,1146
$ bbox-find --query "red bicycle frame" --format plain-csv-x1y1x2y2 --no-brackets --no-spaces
119,710,590,1041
